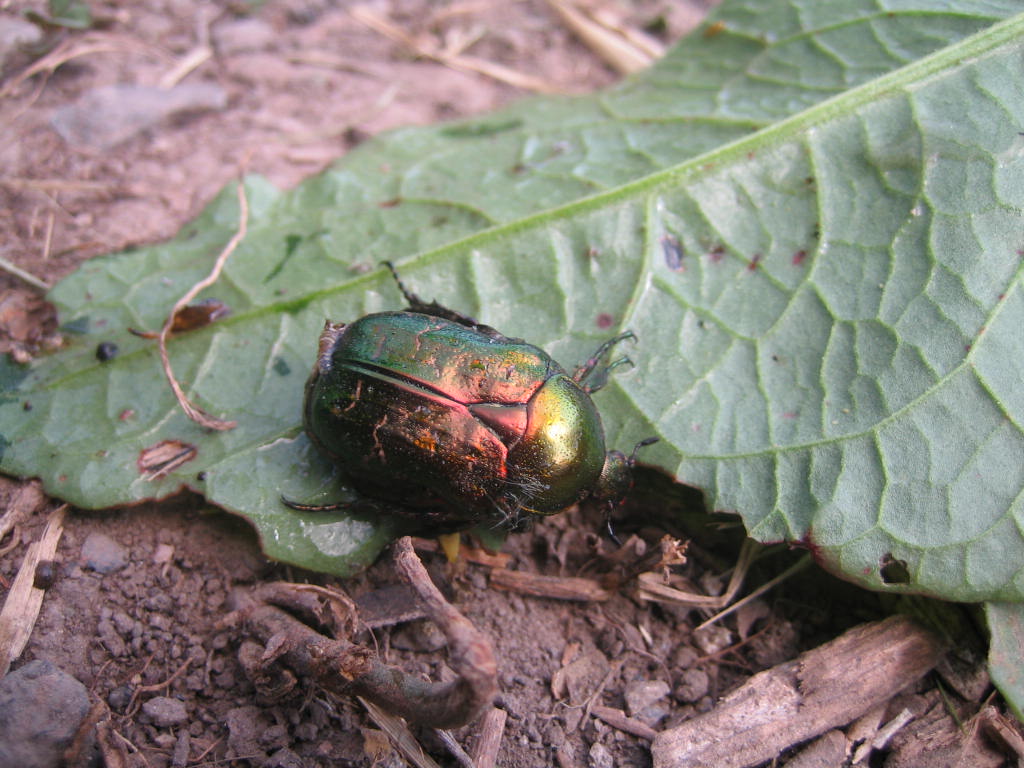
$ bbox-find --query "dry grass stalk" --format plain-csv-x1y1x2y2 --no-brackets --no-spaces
350,5,559,93
0,504,67,676
637,537,758,610
157,180,248,431
546,0,663,74
359,697,443,768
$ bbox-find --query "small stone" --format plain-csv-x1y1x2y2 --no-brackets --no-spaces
171,730,190,768
0,660,90,768
97,619,127,657
623,679,670,716
0,16,42,70
693,624,732,656
212,17,275,54
51,82,227,151
674,667,710,703
80,532,127,574
390,620,447,652
588,742,615,768
142,696,188,728
107,684,133,712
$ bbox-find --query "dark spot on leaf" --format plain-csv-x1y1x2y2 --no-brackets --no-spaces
344,126,369,146
879,553,910,585
22,401,31,411
284,233,302,257
661,235,685,271
792,250,807,266
703,20,725,37
138,439,198,481
708,244,725,263
197,471,207,481
95,342,118,362
273,357,291,376
264,231,327,283
747,254,762,271
61,316,90,334
278,295,315,315
378,197,402,208
440,118,523,138
596,313,614,330
119,409,135,421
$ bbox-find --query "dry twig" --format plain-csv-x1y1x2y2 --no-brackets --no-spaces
546,0,663,74
651,616,943,768
350,5,558,93
235,537,496,729
156,180,248,431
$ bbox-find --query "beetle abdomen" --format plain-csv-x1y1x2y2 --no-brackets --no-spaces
305,361,508,520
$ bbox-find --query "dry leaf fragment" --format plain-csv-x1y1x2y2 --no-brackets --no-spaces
129,298,231,339
0,290,61,363
137,439,198,480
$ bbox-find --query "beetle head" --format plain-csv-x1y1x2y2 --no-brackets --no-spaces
592,437,659,505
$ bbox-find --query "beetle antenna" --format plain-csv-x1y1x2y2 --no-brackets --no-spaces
630,436,660,464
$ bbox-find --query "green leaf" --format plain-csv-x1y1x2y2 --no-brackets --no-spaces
986,602,1024,721
1,0,1022,603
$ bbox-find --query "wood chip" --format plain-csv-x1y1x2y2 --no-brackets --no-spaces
651,615,943,768
471,707,507,768
489,568,612,601
591,705,657,740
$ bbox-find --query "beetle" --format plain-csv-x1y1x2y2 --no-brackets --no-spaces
285,264,653,531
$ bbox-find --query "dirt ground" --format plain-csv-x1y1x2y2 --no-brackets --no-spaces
0,1,1017,767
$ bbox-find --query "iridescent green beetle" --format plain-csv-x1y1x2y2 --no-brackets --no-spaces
288,264,651,530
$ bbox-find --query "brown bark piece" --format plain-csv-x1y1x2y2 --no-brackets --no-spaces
651,615,943,768
489,568,612,601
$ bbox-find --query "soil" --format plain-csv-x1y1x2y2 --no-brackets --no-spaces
0,2,1014,767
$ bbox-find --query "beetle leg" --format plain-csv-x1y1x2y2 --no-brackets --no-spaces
382,261,515,341
383,261,424,306
280,495,352,512
574,331,637,393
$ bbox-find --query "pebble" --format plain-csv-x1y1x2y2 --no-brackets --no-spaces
0,16,42,70
623,679,670,716
588,742,615,768
0,660,90,768
674,667,710,703
80,532,128,573
142,696,188,727
51,82,228,152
